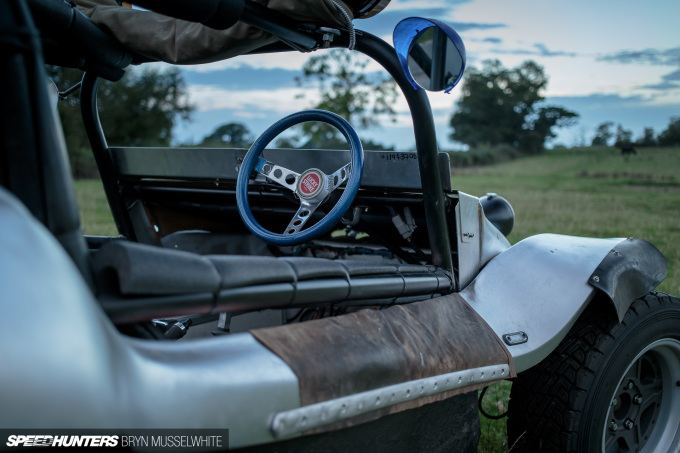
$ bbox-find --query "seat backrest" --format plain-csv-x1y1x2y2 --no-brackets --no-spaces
0,0,93,287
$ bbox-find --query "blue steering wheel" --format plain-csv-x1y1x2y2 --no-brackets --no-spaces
236,110,364,246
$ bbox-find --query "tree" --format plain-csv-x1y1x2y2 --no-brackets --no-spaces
525,106,580,152
47,65,194,177
591,121,614,146
199,123,252,148
449,60,578,154
657,116,680,147
635,127,657,147
614,124,633,147
296,49,397,149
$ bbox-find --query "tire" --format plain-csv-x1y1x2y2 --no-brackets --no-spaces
507,291,680,452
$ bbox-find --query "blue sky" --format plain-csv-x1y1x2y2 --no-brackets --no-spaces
170,0,680,150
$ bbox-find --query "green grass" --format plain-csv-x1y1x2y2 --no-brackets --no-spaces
74,146,680,452
477,381,512,452
75,179,118,237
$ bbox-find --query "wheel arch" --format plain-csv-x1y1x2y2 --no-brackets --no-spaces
460,234,668,372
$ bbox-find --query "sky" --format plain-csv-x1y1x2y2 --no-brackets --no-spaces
169,0,680,150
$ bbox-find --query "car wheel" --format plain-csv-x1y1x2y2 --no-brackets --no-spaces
507,291,680,452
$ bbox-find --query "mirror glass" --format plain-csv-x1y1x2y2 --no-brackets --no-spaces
393,18,466,93
408,27,464,92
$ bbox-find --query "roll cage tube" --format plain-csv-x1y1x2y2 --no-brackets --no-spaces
348,32,453,275
79,30,454,275
81,73,136,240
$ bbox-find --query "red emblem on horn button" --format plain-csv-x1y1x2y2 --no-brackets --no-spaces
298,170,323,198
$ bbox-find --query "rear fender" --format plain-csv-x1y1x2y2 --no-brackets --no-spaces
460,234,667,372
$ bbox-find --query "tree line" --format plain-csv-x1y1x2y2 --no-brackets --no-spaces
591,119,680,148
51,52,679,178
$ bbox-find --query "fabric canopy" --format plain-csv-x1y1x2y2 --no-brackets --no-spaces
74,0,390,65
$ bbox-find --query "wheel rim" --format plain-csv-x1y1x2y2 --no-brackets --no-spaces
602,338,680,452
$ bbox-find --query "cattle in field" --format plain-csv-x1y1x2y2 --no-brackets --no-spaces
620,144,637,155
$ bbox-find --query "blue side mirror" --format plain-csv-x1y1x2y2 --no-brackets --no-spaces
393,17,466,93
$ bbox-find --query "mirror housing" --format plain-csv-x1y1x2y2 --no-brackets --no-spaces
393,17,466,93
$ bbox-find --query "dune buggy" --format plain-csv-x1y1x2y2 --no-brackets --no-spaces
1,0,678,451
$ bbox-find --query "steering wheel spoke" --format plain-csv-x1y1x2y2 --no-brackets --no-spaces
327,163,352,192
255,157,300,192
284,201,320,235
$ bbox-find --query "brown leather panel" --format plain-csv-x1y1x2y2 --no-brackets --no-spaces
251,293,515,409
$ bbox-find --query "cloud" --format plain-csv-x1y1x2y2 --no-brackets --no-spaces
533,43,577,57
449,22,507,32
641,68,680,91
549,93,647,109
490,43,576,57
182,65,300,90
598,47,680,66
598,48,680,92
188,86,318,113
358,9,452,37
358,8,505,38
184,52,312,72
384,0,471,9
664,69,680,81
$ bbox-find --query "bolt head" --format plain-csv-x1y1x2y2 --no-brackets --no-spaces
609,422,618,432
611,398,618,407
633,395,643,405
624,419,634,430
627,381,634,390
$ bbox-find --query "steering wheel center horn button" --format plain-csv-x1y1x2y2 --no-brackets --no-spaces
298,169,325,199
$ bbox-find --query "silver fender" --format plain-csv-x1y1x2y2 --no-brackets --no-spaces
460,234,667,372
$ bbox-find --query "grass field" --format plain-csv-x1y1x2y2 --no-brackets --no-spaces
74,146,679,452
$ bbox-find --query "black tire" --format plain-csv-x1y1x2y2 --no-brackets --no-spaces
507,291,680,452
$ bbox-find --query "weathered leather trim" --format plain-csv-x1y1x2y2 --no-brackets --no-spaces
251,293,515,431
